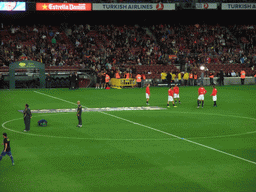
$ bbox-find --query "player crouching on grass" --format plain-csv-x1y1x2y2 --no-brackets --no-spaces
197,85,207,108
167,86,177,108
210,86,217,107
173,84,181,104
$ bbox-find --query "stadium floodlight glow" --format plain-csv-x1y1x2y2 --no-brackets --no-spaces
0,2,26,11
200,65,205,71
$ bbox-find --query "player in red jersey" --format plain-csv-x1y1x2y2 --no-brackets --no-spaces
167,86,177,108
210,85,217,107
146,84,150,105
197,85,207,108
173,84,181,104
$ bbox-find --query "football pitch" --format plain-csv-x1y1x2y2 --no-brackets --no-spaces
0,85,256,192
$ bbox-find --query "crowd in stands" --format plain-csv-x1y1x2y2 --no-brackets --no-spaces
1,23,255,81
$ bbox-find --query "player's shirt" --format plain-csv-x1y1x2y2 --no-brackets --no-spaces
210,88,217,96
168,89,174,97
146,87,150,95
173,87,179,94
77,105,82,116
3,138,11,152
198,87,207,95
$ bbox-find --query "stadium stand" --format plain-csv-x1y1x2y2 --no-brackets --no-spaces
0,23,255,82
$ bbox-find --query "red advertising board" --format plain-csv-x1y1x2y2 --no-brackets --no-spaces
36,3,92,11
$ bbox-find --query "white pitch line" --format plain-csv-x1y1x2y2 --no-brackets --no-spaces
34,91,84,107
3,113,256,141
32,90,256,165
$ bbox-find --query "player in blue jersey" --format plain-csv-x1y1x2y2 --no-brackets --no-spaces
0,133,14,165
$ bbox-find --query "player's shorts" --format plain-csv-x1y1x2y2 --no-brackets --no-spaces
198,94,204,100
1,150,12,157
174,93,179,99
146,93,150,99
212,95,217,101
168,96,174,102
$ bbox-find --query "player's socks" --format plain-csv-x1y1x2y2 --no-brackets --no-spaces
10,156,14,164
202,101,204,107
0,155,2,161
173,104,175,106
197,100,200,106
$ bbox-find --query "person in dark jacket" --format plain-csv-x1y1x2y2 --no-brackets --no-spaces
219,69,224,86
23,104,32,132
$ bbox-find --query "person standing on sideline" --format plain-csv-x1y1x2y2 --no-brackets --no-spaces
209,71,214,85
146,84,150,105
178,72,182,86
173,84,181,104
194,72,198,86
240,69,246,85
46,73,52,88
141,73,146,88
105,73,110,88
136,73,141,88
167,86,177,108
161,71,167,84
96,72,101,89
23,104,32,132
101,72,105,89
115,70,120,79
75,72,79,89
189,72,193,86
197,85,207,108
254,72,256,84
183,71,189,86
210,86,217,107
166,72,172,86
200,71,204,86
219,69,224,86
0,133,14,166
76,101,82,127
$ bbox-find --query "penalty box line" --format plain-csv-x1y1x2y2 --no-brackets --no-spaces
33,91,256,166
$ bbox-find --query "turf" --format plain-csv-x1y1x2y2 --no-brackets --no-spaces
0,85,256,192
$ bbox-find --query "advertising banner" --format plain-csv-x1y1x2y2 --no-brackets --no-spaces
0,2,26,11
196,3,217,10
36,3,92,11
92,3,175,11
222,3,256,10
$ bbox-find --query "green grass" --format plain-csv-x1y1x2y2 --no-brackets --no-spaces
0,85,256,192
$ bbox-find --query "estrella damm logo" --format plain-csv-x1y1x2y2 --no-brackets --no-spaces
7,139,9,141
19,63,26,67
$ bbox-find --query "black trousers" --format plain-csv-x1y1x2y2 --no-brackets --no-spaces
75,81,79,89
241,79,245,85
24,117,30,131
184,80,187,86
210,78,213,85
219,78,224,86
138,82,141,88
77,115,82,125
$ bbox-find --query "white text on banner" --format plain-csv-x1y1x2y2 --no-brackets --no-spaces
92,3,175,11
222,3,256,10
